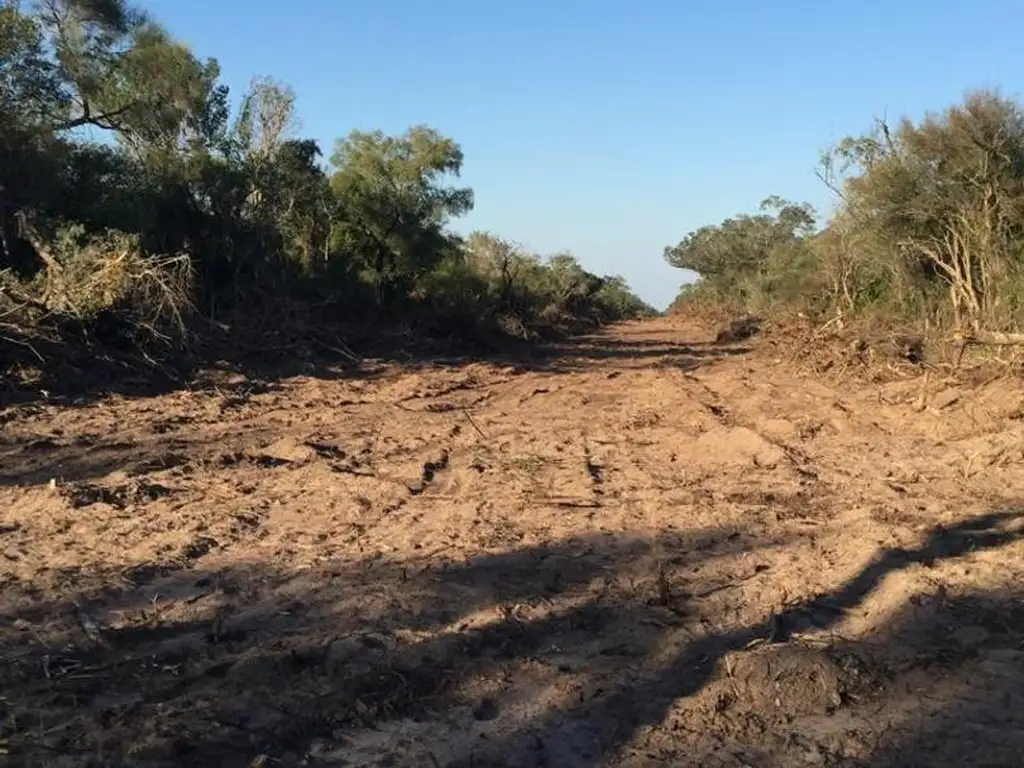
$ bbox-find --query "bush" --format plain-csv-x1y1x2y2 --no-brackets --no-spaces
666,90,1024,338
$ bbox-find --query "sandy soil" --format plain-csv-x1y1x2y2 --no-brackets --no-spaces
2,316,1024,767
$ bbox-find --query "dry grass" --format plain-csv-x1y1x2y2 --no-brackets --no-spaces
1,226,195,387
32,227,195,344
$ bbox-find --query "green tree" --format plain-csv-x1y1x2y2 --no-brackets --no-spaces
663,196,817,311
0,0,225,272
822,89,1024,328
1,0,653,372
329,125,474,305
663,196,815,281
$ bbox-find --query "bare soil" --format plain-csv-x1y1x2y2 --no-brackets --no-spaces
2,316,1024,767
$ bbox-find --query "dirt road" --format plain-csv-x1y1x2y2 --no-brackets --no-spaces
2,317,1024,766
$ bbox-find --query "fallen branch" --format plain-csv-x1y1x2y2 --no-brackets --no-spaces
463,407,488,439
952,329,1024,346
311,336,361,363
0,332,44,362
0,283,51,315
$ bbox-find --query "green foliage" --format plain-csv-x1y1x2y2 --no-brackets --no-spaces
667,89,1024,333
329,126,474,304
664,197,820,313
414,232,656,339
664,196,815,282
1,0,653,368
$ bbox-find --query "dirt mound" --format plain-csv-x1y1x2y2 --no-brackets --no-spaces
724,644,857,719
2,316,1023,766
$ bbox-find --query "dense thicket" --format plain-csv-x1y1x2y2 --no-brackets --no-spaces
0,0,654,376
666,90,1024,336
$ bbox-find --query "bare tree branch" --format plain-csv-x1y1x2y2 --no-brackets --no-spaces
52,100,140,132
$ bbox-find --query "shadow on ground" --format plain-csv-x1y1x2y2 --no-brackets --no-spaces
0,313,747,409
2,509,1022,766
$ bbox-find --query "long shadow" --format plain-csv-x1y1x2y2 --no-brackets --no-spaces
0,410,283,486
1,509,1022,766
0,315,744,410
863,588,1024,768
0,524,770,766
437,508,1024,767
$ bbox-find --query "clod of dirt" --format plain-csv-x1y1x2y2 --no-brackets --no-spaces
851,333,926,367
128,451,189,475
252,436,317,466
308,441,347,460
715,315,762,343
151,414,194,434
409,449,450,495
691,426,786,470
61,480,172,509
324,632,399,675
473,697,500,721
725,644,856,720
891,334,925,364
181,536,219,562
22,436,62,453
951,625,992,649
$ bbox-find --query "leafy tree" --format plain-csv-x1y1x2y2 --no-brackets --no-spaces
663,197,815,282
823,90,1024,327
329,126,474,305
31,0,216,141
462,230,525,307
0,0,223,271
0,0,655,373
663,197,817,311
666,89,1024,334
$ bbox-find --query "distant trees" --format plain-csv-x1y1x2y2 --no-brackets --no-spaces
664,196,820,312
420,231,655,333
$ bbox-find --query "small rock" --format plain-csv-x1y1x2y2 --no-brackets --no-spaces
306,739,330,759
360,632,397,653
155,631,207,660
181,536,218,561
803,744,825,764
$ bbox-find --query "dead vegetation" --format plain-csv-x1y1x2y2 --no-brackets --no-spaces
0,224,196,397
2,315,1023,767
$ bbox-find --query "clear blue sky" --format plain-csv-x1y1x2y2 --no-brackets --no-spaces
147,0,1022,309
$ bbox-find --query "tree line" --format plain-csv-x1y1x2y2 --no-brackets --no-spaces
665,90,1024,337
0,0,655,374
